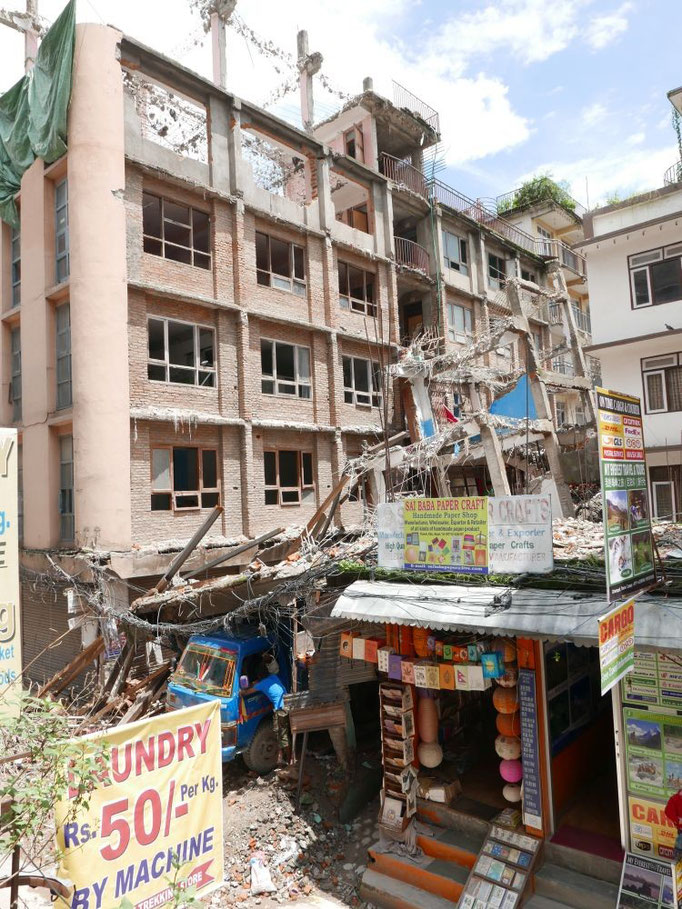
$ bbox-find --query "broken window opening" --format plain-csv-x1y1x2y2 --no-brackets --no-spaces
56,302,72,410
123,71,208,165
331,170,373,235
147,317,216,387
143,193,211,270
242,129,309,204
150,446,220,511
344,126,365,163
338,261,376,316
342,356,382,408
256,231,306,296
446,303,473,344
10,327,21,422
487,252,506,291
11,223,20,308
59,434,74,542
260,339,311,398
442,230,468,275
55,178,69,284
263,449,314,506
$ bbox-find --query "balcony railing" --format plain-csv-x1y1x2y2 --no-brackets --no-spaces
495,187,587,219
551,356,575,377
572,304,591,335
380,152,429,199
394,236,430,275
392,81,440,132
587,355,602,386
664,161,682,186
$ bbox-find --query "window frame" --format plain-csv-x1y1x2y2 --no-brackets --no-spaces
11,224,20,308
641,353,682,414
487,252,506,291
263,449,314,506
56,302,72,410
142,192,211,270
59,434,74,542
150,445,220,512
337,260,377,316
255,231,306,296
446,302,473,343
652,480,676,520
342,355,382,408
344,126,365,163
147,316,216,388
628,245,682,309
10,327,21,422
55,178,69,284
260,338,312,399
442,230,468,276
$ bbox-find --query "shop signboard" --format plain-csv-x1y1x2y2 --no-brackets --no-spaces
404,496,488,574
596,387,655,601
598,598,635,695
488,495,553,574
624,652,682,711
376,502,405,569
617,852,678,908
518,669,542,830
629,795,677,860
55,701,224,909
624,706,682,801
0,428,21,718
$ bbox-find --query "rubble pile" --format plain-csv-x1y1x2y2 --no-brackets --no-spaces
552,515,682,563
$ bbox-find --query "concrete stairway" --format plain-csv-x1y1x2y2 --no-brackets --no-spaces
534,862,620,909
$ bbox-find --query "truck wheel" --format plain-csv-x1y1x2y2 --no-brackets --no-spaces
242,719,278,775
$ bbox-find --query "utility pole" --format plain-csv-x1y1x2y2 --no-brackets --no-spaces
297,30,322,133
0,0,44,72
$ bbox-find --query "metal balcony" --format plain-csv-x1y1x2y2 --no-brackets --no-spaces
394,236,430,275
392,81,440,132
380,152,428,199
664,161,682,185
551,356,575,377
571,304,591,336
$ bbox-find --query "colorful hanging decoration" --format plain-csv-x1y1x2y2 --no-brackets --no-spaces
494,735,521,760
418,741,443,768
496,712,521,736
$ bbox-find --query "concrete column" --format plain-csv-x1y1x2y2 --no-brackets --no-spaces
315,153,334,234
373,181,392,259
68,24,131,550
240,422,254,537
207,95,230,195
327,332,342,427
226,99,242,197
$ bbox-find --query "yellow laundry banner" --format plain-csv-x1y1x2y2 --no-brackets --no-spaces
404,497,488,574
55,701,224,909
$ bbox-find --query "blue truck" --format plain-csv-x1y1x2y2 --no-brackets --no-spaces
166,627,290,774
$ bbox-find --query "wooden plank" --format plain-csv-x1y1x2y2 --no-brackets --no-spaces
37,637,104,697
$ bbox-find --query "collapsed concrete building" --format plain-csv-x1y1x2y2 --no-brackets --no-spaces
0,15,597,683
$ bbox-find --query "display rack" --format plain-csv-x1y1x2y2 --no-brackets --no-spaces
379,681,418,832
459,818,542,908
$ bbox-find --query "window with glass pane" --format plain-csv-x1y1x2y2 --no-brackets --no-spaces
11,225,20,307
447,303,472,342
55,179,69,283
442,231,468,275
337,261,376,316
59,435,74,542
255,231,306,296
150,446,220,510
263,449,314,505
56,303,72,409
629,246,682,308
10,328,21,421
342,356,381,407
488,253,506,290
147,317,216,387
142,192,210,269
260,339,311,398
651,259,682,305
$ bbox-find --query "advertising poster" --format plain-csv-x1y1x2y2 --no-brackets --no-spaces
629,795,678,861
624,707,682,800
596,387,655,600
404,497,488,574
0,428,21,718
617,853,677,908
376,502,405,569
518,669,542,830
623,652,682,711
598,598,635,695
55,701,224,909
488,495,554,575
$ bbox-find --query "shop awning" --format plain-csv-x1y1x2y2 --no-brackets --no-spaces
331,580,682,651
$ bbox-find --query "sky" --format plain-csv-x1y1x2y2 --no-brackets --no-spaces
1,0,681,208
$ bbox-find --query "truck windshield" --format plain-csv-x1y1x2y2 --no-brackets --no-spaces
175,645,235,693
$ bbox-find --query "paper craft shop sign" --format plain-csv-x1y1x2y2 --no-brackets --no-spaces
55,701,224,909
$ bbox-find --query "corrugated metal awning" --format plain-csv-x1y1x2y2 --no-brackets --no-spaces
330,580,682,652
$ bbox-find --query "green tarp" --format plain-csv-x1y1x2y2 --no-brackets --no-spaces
0,0,76,228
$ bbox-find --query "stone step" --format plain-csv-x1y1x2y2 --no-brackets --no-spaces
417,824,485,868
525,896,574,909
534,862,620,909
360,868,457,909
416,796,492,839
543,840,623,884
367,842,469,903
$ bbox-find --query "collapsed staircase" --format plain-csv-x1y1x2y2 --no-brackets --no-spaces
360,800,621,908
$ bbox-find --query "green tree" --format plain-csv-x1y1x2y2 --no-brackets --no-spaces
499,174,576,213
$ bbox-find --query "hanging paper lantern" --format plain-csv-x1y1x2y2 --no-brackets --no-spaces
493,685,519,714
417,694,439,744
496,664,519,689
503,784,522,803
413,627,431,658
500,759,523,783
418,742,443,768
492,637,517,664
496,712,521,736
495,735,521,760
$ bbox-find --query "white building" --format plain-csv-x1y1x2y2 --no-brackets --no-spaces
579,176,682,519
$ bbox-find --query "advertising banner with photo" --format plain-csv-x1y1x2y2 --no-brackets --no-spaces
404,496,488,574
55,701,224,909
617,853,678,908
598,598,635,695
596,387,656,601
0,428,21,718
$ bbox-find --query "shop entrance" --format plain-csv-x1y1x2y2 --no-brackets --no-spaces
543,641,623,861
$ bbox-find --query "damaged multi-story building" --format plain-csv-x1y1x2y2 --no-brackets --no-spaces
0,16,596,682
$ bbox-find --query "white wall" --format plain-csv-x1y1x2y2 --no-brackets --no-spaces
592,188,682,235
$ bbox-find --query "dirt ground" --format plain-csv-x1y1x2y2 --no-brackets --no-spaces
208,744,381,908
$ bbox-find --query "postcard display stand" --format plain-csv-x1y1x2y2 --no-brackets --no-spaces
379,681,418,832
459,814,542,908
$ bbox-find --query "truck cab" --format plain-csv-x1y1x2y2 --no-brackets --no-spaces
166,627,290,773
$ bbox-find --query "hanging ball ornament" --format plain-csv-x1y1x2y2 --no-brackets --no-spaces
503,783,522,803
496,664,519,689
493,685,519,714
418,742,443,768
496,712,521,736
492,637,517,664
495,734,522,760
499,759,523,784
